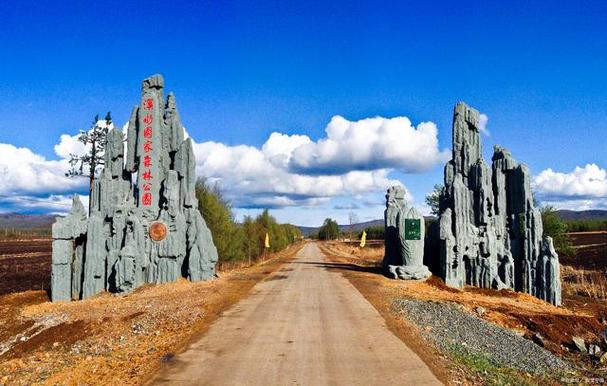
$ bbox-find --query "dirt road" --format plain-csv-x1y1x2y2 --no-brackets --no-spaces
150,242,440,385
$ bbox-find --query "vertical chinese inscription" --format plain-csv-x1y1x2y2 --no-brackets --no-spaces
142,97,154,206
138,91,160,209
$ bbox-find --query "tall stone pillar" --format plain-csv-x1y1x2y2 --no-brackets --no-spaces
435,102,562,305
51,75,219,302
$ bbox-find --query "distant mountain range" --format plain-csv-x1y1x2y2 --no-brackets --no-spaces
297,210,607,236
0,209,606,234
298,218,435,237
553,210,607,221
0,213,56,229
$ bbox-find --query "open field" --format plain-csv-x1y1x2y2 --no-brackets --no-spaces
560,232,607,303
563,232,607,270
0,238,52,296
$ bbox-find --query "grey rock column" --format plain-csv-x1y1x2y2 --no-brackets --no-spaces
187,208,218,281
82,214,107,299
51,74,219,302
434,101,562,305
51,195,87,302
542,237,562,306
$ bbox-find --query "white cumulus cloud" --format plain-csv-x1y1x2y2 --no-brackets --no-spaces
288,115,449,174
54,119,116,159
534,164,607,199
533,164,607,210
262,132,311,168
54,133,88,159
0,143,85,195
0,194,89,215
0,114,443,214
478,113,490,136
0,120,114,212
192,139,404,208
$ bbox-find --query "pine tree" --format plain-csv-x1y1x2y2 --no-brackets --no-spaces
425,184,444,216
66,112,112,212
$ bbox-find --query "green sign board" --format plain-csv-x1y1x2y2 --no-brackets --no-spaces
404,219,421,240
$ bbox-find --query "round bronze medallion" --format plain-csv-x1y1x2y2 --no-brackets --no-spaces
149,221,168,241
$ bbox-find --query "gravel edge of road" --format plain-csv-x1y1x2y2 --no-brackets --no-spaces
392,298,574,379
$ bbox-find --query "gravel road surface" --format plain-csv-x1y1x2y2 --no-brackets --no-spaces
151,242,441,386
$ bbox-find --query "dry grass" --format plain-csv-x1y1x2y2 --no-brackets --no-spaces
562,266,607,300
216,251,279,272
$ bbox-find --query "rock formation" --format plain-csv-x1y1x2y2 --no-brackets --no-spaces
437,102,561,306
383,186,431,280
52,74,218,302
51,195,87,302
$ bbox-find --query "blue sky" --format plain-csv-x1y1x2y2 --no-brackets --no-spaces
0,1,606,226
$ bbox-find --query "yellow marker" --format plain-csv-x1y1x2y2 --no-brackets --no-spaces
264,232,270,248
360,230,367,248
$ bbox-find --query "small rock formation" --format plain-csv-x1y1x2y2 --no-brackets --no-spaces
589,344,601,357
383,186,431,280
436,102,562,306
51,195,87,302
572,336,587,353
52,74,218,302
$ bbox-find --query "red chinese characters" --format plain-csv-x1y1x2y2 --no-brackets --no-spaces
143,126,153,139
143,141,153,153
144,98,154,110
141,95,155,206
142,193,152,206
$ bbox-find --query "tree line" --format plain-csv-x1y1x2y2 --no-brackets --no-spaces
313,218,340,240
195,179,302,263
564,219,607,233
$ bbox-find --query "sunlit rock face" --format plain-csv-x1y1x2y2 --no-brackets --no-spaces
382,186,431,280
51,75,218,302
437,102,561,306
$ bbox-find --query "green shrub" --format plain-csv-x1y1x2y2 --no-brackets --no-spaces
195,179,301,262
541,206,575,258
317,218,339,240
360,226,384,240
196,179,244,262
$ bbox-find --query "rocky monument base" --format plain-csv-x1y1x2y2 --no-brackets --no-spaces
383,186,431,281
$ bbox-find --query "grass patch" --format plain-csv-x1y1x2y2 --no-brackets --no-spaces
445,343,536,386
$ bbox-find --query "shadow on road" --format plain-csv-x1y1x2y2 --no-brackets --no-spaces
294,261,383,275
